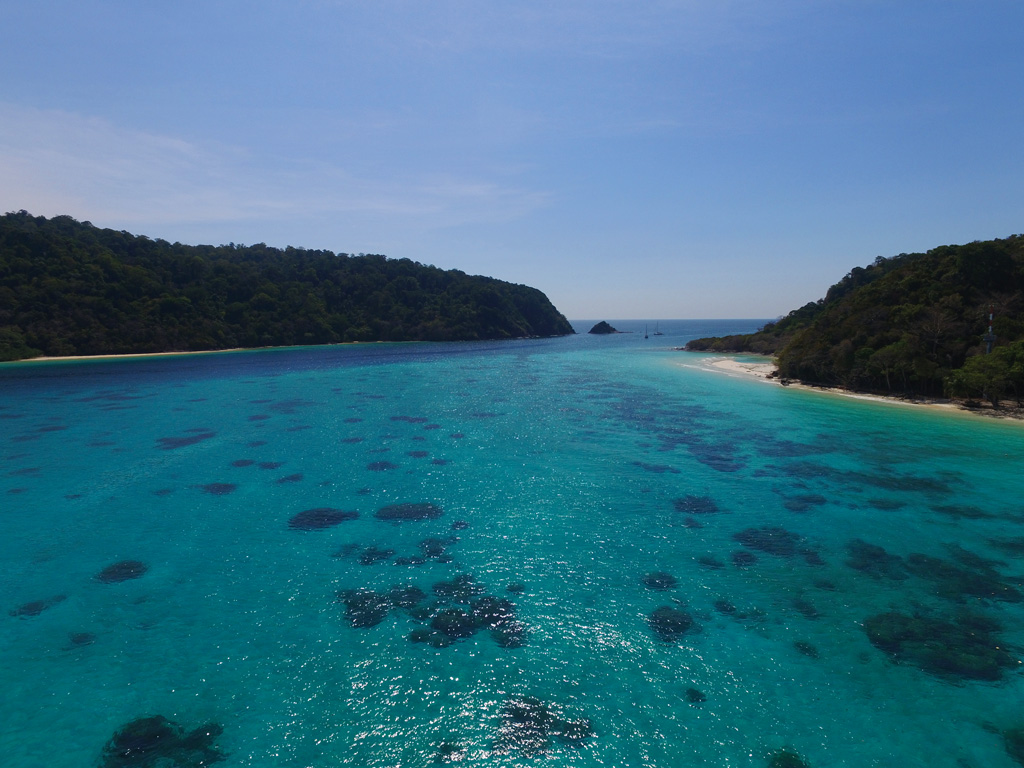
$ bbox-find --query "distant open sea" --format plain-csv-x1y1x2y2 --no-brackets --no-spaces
3,319,1024,768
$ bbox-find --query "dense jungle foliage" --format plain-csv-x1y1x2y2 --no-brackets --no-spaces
0,211,574,361
687,234,1024,404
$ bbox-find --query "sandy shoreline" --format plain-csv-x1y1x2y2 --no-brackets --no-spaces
16,348,249,363
694,355,1024,423
3,341,400,365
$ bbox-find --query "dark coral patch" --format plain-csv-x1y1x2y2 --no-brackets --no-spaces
419,537,453,558
289,508,358,530
152,488,174,497
431,608,478,639
359,546,396,565
407,450,429,458
648,605,695,642
393,555,428,566
376,502,443,521
698,556,725,570
340,437,364,444
156,431,216,450
10,594,67,617
431,459,449,465
904,552,1022,603
338,589,391,628
391,415,429,423
493,696,593,756
733,526,805,558
686,688,706,703
784,494,828,512
867,497,906,511
931,504,997,520
424,424,442,430
792,598,820,620
258,461,284,470
450,433,465,439
433,574,485,601
451,520,469,530
389,585,426,608
248,440,267,448
731,550,757,567
96,560,148,583
768,749,810,768
231,459,255,467
494,697,554,756
643,573,675,589
1004,727,1024,766
68,632,96,647
276,473,304,484
248,414,271,421
367,461,400,471
673,495,720,514
713,599,736,615
200,483,236,495
471,596,517,628
794,641,819,658
99,715,225,768
633,461,679,474
845,539,908,581
864,610,1015,681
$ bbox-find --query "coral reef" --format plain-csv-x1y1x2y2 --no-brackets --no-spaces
338,589,392,628
648,606,696,642
493,696,594,755
96,561,148,583
844,539,908,580
641,572,678,590
376,502,444,521
673,495,720,514
98,715,225,767
10,594,66,617
768,748,810,767
288,508,358,530
864,610,1015,681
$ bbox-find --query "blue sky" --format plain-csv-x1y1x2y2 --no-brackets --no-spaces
2,1,1022,319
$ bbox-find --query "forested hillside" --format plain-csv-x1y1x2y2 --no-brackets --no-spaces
687,235,1024,404
0,211,574,361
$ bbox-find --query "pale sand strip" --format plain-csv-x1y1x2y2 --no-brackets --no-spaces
685,355,1024,422
6,341,398,365
14,348,249,363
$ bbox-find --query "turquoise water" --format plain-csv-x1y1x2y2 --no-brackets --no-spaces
3,319,1024,767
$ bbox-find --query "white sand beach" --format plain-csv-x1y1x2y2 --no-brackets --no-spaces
693,355,1024,422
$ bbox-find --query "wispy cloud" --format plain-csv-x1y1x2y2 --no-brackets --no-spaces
0,102,548,234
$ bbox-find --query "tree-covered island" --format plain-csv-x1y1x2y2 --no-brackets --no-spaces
686,234,1024,406
0,211,575,361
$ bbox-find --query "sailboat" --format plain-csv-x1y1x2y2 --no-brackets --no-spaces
644,324,648,339
653,322,664,336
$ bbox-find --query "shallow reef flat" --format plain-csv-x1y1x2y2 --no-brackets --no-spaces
3,325,1024,767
